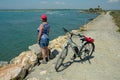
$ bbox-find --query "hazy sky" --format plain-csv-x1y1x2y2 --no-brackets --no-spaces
0,0,120,10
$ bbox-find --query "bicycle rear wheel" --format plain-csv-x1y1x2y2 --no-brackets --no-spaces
79,42,95,60
55,46,68,72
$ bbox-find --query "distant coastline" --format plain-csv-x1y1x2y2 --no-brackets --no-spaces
0,9,84,12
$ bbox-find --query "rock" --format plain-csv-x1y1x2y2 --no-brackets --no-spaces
48,42,55,50
28,44,42,60
0,64,27,80
0,51,37,80
55,44,61,48
29,44,41,55
10,51,37,71
48,36,67,51
56,48,62,52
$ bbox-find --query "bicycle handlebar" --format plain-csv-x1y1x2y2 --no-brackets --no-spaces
63,27,84,37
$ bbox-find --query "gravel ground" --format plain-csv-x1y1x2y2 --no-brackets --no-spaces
25,12,120,80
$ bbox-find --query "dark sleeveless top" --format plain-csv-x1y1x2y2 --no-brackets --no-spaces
37,24,50,39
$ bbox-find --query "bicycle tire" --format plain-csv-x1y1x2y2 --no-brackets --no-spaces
55,47,68,72
79,42,95,60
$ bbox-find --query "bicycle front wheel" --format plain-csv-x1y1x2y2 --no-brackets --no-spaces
79,42,95,60
55,46,68,72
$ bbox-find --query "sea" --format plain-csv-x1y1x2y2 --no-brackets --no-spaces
0,9,99,61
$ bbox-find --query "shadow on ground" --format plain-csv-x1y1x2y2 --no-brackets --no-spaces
56,56,94,72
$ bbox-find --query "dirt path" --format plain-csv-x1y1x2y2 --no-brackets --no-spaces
25,12,120,80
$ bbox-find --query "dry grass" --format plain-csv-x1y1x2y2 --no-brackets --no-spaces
110,10,120,32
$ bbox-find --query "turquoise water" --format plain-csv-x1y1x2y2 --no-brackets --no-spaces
0,9,99,61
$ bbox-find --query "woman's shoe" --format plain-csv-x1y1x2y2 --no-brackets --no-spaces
40,60,47,64
45,57,49,62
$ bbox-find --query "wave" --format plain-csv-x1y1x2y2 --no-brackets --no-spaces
45,11,65,16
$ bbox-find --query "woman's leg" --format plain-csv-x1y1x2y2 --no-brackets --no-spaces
41,47,47,60
46,47,49,61
40,38,49,63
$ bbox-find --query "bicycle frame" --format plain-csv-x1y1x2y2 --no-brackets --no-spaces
63,34,84,57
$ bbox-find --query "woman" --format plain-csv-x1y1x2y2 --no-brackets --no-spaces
37,14,50,64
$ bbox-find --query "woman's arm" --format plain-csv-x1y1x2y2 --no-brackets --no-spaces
37,24,43,43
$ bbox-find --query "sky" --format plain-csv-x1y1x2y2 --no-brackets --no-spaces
0,0,120,10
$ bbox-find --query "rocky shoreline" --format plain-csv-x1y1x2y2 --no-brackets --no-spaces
0,32,70,80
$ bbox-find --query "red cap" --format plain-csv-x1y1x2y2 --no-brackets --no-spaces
41,14,47,20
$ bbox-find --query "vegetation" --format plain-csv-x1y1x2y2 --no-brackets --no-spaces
88,6,102,13
82,5,106,14
110,10,120,32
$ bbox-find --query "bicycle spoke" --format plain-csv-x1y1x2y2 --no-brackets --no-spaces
79,42,95,60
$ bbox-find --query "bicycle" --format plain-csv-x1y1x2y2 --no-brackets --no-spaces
55,27,95,72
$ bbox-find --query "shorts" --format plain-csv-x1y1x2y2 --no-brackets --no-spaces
39,38,49,48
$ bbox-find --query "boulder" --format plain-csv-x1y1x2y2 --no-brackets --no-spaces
10,51,37,70
0,64,27,80
0,51,37,80
55,44,61,49
28,44,41,55
48,35,67,51
28,44,42,60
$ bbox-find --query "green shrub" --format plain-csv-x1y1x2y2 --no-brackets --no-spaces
110,10,120,32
